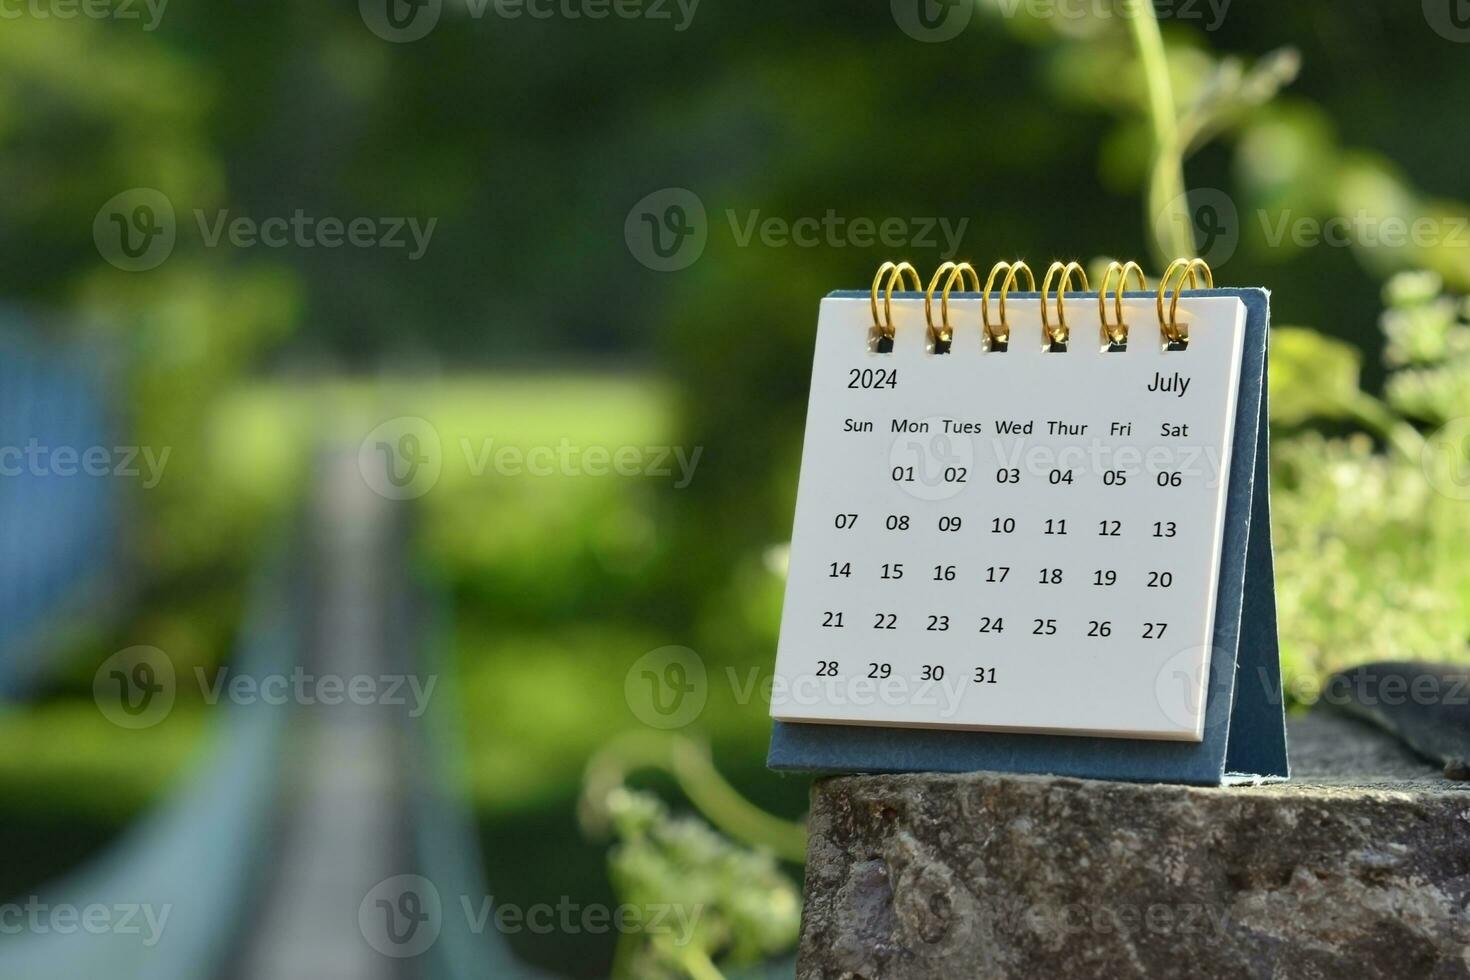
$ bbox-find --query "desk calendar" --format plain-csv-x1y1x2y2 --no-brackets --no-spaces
767,259,1288,786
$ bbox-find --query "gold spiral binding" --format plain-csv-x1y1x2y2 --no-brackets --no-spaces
981,261,1034,351
924,262,959,347
870,261,922,348
1098,260,1146,348
940,262,979,349
869,257,1209,351
1040,261,1089,349
1156,258,1214,346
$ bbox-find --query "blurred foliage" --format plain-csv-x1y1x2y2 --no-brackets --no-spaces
0,15,302,726
0,16,303,567
1271,272,1470,698
3,1,1470,977
601,787,799,980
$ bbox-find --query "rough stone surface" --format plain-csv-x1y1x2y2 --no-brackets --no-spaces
798,713,1470,980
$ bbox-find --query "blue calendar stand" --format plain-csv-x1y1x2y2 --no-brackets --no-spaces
767,288,1288,787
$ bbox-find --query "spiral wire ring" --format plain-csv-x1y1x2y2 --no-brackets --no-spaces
924,262,959,346
1098,260,1146,347
939,262,979,349
870,261,922,346
981,260,1034,350
1156,258,1213,346
1041,261,1089,349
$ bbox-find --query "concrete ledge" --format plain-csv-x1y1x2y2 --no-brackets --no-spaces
797,713,1470,980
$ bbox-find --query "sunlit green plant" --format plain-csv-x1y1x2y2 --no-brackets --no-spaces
581,734,802,980
1270,272,1470,701
1108,0,1470,693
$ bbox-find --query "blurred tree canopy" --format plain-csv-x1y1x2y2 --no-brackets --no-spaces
2,0,1467,687
4,2,1467,363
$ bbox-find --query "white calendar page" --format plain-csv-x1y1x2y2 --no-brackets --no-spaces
771,294,1248,741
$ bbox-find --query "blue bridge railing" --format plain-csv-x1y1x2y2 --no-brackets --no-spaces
0,319,120,697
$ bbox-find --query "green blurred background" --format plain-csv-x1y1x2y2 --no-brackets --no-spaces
3,1,1470,977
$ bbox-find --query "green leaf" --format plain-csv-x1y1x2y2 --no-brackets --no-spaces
1269,327,1364,425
